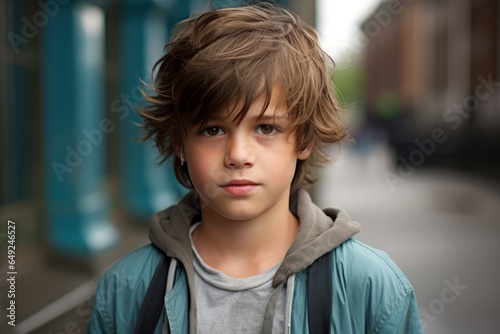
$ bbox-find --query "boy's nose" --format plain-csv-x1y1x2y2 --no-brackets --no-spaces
224,134,255,168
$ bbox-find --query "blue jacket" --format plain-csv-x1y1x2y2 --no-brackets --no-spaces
89,190,423,333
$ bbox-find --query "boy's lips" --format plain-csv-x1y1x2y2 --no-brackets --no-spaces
221,179,259,186
220,179,260,196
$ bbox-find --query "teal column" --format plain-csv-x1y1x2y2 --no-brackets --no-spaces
42,2,118,256
120,1,189,220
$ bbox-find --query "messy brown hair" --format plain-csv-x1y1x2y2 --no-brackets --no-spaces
140,3,347,193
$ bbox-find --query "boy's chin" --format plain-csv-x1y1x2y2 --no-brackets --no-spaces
203,201,266,222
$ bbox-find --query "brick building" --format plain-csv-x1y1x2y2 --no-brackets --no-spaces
361,0,499,174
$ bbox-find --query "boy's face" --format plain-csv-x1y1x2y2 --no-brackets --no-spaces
183,88,312,222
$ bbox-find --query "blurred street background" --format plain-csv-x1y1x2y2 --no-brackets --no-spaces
1,0,499,333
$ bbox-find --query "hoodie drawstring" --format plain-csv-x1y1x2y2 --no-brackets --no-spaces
262,274,296,334
284,275,295,334
262,282,284,334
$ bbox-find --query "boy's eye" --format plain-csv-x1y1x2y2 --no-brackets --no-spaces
202,127,224,136
256,125,278,135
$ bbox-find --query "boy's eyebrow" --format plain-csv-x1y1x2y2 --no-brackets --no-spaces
252,114,288,122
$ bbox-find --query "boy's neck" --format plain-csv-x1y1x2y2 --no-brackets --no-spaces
191,196,299,278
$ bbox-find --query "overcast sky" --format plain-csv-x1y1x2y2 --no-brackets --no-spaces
316,0,382,63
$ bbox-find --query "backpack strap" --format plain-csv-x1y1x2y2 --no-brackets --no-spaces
307,251,333,334
134,254,171,334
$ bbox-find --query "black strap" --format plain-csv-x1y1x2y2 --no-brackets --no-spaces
134,255,171,334
307,251,333,334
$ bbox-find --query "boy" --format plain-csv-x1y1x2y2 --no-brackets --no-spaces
89,3,423,333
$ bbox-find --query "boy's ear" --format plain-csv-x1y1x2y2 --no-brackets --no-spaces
297,141,314,160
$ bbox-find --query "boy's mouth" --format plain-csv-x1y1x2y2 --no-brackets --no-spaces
220,179,260,196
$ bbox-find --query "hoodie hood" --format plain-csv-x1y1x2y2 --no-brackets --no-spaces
149,188,361,286
274,189,361,286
